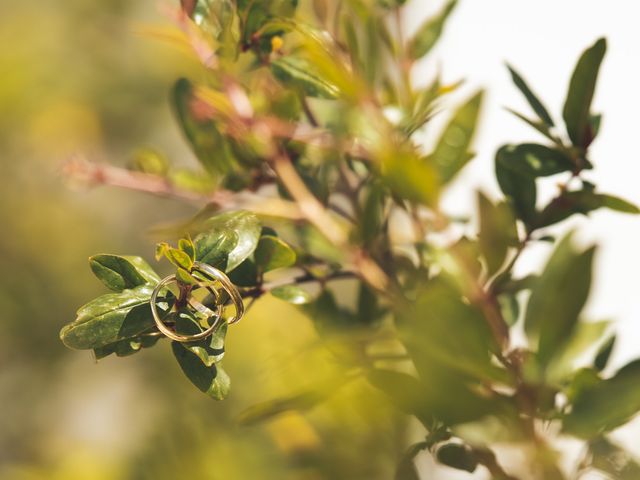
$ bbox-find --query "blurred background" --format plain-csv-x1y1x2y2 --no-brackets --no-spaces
0,1,638,479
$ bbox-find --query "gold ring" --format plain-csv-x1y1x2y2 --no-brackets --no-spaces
149,262,244,342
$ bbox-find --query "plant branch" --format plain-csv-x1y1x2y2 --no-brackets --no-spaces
63,157,304,220
270,150,391,293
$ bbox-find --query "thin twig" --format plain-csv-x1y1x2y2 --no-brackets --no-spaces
63,157,304,220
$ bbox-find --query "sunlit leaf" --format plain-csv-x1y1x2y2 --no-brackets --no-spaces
432,91,483,184
270,284,314,305
173,78,234,175
407,0,457,60
271,56,340,99
254,235,297,272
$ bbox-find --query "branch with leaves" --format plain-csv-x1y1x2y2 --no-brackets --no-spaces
60,0,640,478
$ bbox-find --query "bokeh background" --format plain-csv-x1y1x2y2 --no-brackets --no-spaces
1,1,638,479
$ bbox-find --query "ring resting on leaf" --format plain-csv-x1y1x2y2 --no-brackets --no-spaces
150,261,245,342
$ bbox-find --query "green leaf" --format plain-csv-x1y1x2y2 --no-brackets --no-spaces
546,320,610,383
174,310,227,367
60,285,158,350
236,377,347,425
564,360,640,438
524,233,596,368
497,293,520,327
270,285,314,305
505,108,554,140
271,56,340,99
382,149,440,206
178,237,196,262
360,184,385,247
590,437,640,479
478,192,518,275
594,334,616,372
164,247,193,270
173,78,234,175
93,334,161,360
254,235,297,272
432,91,483,184
435,443,478,473
496,144,575,178
563,38,607,148
396,277,502,383
194,210,261,272
172,342,231,400
89,255,160,291
495,146,537,225
407,0,457,60
506,64,554,127
536,190,639,229
367,369,433,427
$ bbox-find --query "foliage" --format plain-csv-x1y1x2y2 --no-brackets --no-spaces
58,0,640,478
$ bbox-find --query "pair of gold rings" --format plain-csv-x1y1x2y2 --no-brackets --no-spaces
150,261,244,342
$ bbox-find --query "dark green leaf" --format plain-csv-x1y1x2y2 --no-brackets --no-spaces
536,190,639,229
505,108,554,140
524,233,595,368
563,38,607,147
93,334,161,360
270,285,314,304
496,143,575,178
564,360,640,438
172,342,231,400
173,78,235,175
227,259,259,287
432,91,483,183
436,443,478,473
254,235,297,272
194,210,261,272
89,255,159,292
360,184,385,247
478,192,518,275
60,286,158,350
506,64,554,126
271,56,340,99
495,146,537,225
407,0,457,60
174,310,227,367
594,334,616,372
